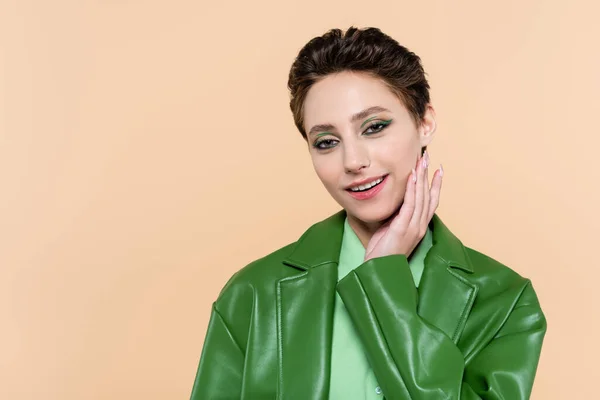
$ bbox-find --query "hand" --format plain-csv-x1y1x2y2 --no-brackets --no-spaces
364,150,443,262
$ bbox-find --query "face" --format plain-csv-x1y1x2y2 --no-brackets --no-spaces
303,71,436,225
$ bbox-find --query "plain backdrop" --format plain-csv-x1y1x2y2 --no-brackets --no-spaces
1,0,599,398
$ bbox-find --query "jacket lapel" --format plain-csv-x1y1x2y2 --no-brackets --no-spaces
275,210,479,398
276,210,345,399
417,214,479,344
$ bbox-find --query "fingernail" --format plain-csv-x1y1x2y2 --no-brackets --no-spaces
422,151,428,169
411,168,417,183
439,163,444,177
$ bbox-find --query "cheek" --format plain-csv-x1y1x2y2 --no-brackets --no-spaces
376,147,413,174
311,155,339,188
376,135,418,173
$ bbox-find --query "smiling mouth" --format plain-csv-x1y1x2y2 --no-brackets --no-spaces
347,175,388,192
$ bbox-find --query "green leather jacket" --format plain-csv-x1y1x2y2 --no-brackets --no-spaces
190,210,546,399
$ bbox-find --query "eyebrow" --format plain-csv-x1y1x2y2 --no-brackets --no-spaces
307,106,391,138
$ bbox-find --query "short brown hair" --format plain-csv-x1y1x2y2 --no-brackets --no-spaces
287,26,431,148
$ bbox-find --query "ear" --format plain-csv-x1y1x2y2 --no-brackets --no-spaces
418,104,437,148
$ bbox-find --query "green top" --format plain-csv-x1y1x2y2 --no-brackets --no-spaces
328,217,434,399
191,209,546,399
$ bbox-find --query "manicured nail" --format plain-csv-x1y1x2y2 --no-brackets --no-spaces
422,150,428,169
439,163,444,177
412,168,417,183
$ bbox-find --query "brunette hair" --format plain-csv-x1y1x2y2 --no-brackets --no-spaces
287,26,431,152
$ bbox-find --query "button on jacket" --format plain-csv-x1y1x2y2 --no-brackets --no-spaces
190,210,547,399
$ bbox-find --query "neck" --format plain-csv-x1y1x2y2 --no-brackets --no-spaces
346,211,396,249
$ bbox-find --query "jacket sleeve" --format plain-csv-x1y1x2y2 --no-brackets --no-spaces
336,254,546,400
189,302,244,400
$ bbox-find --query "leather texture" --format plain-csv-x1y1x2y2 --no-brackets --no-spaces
190,210,547,399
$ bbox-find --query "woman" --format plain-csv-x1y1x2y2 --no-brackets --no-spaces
190,27,546,400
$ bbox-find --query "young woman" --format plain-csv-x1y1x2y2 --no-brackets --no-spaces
190,27,546,400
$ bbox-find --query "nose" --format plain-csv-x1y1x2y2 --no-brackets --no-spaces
343,140,370,173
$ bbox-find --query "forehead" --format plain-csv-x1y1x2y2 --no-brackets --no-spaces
303,71,405,128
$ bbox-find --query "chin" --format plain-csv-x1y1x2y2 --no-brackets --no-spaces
345,201,398,225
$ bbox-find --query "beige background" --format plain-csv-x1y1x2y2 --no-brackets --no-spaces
1,0,598,398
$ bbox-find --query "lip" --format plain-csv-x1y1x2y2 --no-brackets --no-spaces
344,174,388,190
345,174,389,201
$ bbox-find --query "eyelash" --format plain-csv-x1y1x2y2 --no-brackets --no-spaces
312,120,392,150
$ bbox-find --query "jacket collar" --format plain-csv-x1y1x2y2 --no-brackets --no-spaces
283,209,474,274
276,209,478,397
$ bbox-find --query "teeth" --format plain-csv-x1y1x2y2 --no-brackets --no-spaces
350,177,384,192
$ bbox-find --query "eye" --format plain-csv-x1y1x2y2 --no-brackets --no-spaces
313,138,339,150
364,119,392,135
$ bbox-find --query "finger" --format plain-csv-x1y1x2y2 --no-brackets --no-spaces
420,151,431,230
427,164,444,221
390,166,416,232
409,152,426,230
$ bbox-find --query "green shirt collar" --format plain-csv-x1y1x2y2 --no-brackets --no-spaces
339,216,433,286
